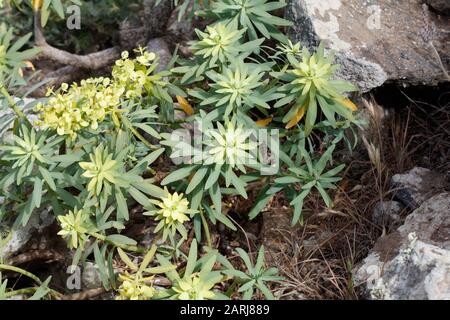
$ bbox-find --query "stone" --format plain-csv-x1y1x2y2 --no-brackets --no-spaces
286,0,450,92
354,193,450,300
372,201,404,226
82,262,103,289
426,0,450,15
391,167,447,210
119,0,173,49
166,3,196,41
146,38,172,72
398,193,450,248
1,209,54,259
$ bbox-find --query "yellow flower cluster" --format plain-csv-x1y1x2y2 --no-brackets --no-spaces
79,144,122,196
173,273,216,300
57,209,93,249
35,78,123,138
116,272,156,300
145,187,197,242
112,49,156,99
150,189,192,227
35,48,157,138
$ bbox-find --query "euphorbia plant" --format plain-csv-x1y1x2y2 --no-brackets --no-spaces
0,0,360,301
272,43,358,133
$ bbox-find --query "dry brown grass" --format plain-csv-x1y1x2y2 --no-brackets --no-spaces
265,91,450,300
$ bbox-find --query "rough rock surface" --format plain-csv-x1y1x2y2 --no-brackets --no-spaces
354,193,450,299
1,209,54,258
82,262,103,289
391,167,447,210
286,0,450,92
146,38,172,72
426,0,450,15
372,201,404,226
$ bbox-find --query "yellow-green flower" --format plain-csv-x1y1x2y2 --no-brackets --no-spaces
35,77,123,138
116,245,175,300
274,42,358,133
145,188,197,242
116,272,156,300
79,145,126,196
204,121,256,171
112,47,165,100
112,57,146,99
35,48,165,138
192,60,272,119
57,209,93,249
277,39,302,57
173,273,216,300
157,240,226,300
154,191,190,224
121,51,129,60
136,50,156,66
190,22,246,66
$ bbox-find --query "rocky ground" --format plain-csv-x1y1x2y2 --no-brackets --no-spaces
1,0,449,300
258,0,450,299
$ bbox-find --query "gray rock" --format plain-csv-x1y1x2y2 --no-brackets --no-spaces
166,3,196,40
146,38,172,72
398,193,450,249
82,262,103,289
286,0,450,92
1,209,54,259
372,201,404,226
426,0,450,15
391,167,446,210
354,193,450,300
333,53,388,94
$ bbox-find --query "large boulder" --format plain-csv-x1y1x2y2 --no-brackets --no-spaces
286,0,450,92
354,193,450,299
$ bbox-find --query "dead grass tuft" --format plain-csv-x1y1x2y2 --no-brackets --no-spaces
266,91,450,300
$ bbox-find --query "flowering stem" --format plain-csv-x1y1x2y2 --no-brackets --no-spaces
0,264,63,299
225,279,238,297
0,264,42,285
119,114,159,151
3,288,37,298
3,287,62,300
0,85,28,121
199,210,212,248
